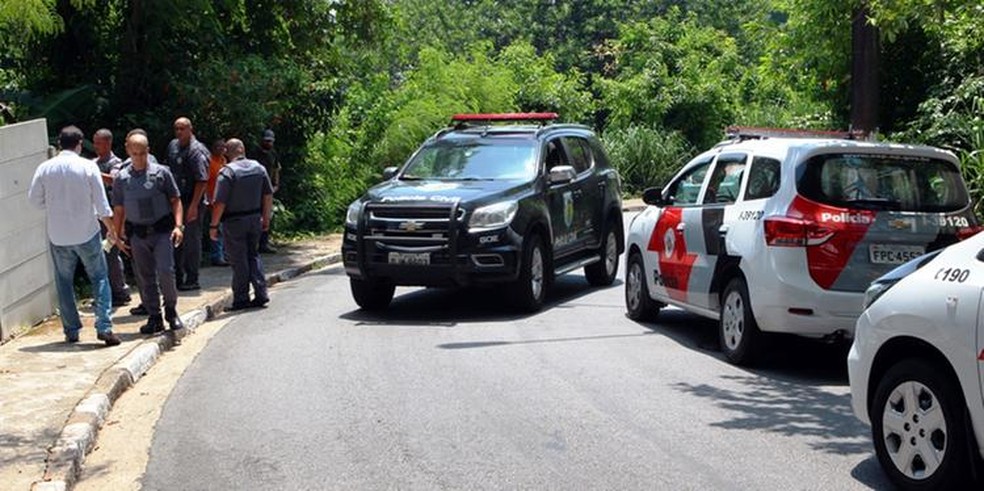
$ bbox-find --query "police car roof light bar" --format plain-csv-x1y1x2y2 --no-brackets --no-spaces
450,112,559,126
725,125,868,141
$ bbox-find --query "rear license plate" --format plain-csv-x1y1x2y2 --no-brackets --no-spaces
869,244,925,265
388,252,430,265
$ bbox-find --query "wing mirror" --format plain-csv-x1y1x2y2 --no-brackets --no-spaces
642,187,668,206
548,165,577,185
382,166,398,180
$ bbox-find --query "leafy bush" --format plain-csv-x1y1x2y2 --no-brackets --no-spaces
602,125,696,195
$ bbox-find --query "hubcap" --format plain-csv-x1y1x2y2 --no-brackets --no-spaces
882,381,947,480
627,260,642,311
604,231,618,276
721,290,744,351
530,245,543,300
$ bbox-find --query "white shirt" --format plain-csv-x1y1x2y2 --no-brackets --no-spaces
28,149,113,246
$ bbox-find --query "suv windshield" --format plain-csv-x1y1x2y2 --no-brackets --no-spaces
401,140,537,181
797,153,969,212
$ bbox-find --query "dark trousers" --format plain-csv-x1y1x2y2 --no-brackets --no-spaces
131,231,179,316
224,216,268,305
174,216,202,285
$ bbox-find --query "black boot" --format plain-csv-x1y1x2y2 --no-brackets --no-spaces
165,307,184,331
139,314,165,335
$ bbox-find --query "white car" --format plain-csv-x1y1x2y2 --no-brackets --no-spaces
624,128,978,365
848,230,984,489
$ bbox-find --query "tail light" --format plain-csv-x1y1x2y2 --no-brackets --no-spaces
957,225,984,241
764,217,834,247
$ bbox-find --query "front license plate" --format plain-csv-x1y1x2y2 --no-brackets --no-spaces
869,244,925,265
388,252,430,265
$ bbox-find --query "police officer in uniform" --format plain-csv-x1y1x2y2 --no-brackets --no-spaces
113,133,186,333
210,138,273,310
166,117,209,291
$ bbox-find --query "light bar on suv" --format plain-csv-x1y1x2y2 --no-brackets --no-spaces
725,126,868,141
450,112,559,124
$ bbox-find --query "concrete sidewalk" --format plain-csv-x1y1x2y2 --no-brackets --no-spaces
0,236,342,491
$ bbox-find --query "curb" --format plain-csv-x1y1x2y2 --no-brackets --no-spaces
30,252,342,491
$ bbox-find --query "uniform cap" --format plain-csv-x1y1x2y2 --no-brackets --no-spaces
262,129,276,142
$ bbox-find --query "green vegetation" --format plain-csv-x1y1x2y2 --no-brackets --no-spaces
3,0,984,233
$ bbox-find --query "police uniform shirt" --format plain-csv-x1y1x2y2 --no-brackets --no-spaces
112,162,180,225
166,137,209,204
213,158,273,215
95,152,124,195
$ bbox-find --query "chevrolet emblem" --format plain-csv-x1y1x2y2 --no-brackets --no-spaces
399,220,424,232
888,218,913,231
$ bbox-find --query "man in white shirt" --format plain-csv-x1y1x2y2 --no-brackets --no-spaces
28,126,122,346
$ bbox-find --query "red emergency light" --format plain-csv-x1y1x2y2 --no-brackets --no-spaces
450,112,559,124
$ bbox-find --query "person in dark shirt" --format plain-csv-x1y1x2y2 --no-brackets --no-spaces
253,129,280,254
166,117,209,290
93,128,131,306
211,138,274,310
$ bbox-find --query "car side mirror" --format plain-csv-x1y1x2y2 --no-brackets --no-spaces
382,166,398,180
548,165,577,185
642,187,667,206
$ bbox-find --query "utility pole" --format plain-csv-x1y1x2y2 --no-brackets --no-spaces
850,5,879,134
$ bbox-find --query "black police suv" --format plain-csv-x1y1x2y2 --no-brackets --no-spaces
342,113,624,311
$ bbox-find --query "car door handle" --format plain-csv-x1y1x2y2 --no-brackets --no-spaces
676,223,686,231
719,225,730,235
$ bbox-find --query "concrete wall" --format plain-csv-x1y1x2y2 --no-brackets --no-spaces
0,119,56,343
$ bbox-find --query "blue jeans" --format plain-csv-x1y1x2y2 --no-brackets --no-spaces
50,232,113,335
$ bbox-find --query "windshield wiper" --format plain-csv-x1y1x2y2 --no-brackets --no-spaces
455,176,495,181
399,175,424,181
842,197,902,210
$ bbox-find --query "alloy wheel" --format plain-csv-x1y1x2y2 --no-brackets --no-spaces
882,381,947,480
721,290,744,351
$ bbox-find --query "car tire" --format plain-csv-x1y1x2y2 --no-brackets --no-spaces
871,358,973,490
511,234,547,312
585,221,620,286
625,251,662,321
719,277,765,366
350,277,395,311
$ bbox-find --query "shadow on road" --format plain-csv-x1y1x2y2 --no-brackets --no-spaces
635,308,890,487
339,274,621,326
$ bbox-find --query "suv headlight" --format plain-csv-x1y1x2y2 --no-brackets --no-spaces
468,200,518,230
345,200,364,227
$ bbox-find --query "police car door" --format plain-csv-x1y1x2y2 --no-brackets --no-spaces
646,157,713,305
561,136,601,251
544,138,579,257
696,153,749,310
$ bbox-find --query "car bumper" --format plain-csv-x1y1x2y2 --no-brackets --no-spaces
343,226,523,287
847,311,875,425
749,285,862,337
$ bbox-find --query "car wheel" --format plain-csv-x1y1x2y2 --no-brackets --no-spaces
585,222,619,286
625,251,662,321
719,277,764,366
871,358,972,490
511,234,546,312
350,277,395,311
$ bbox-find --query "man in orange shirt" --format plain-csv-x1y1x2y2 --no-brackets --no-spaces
206,139,229,266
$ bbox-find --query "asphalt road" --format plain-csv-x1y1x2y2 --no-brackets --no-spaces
144,229,893,490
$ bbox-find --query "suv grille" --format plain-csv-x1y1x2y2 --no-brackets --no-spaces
364,203,460,248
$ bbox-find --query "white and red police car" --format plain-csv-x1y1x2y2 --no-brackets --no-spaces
624,127,979,365
849,229,984,489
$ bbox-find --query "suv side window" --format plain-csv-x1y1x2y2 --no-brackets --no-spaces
563,137,593,174
744,156,781,200
703,154,748,205
545,139,569,170
665,158,712,206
